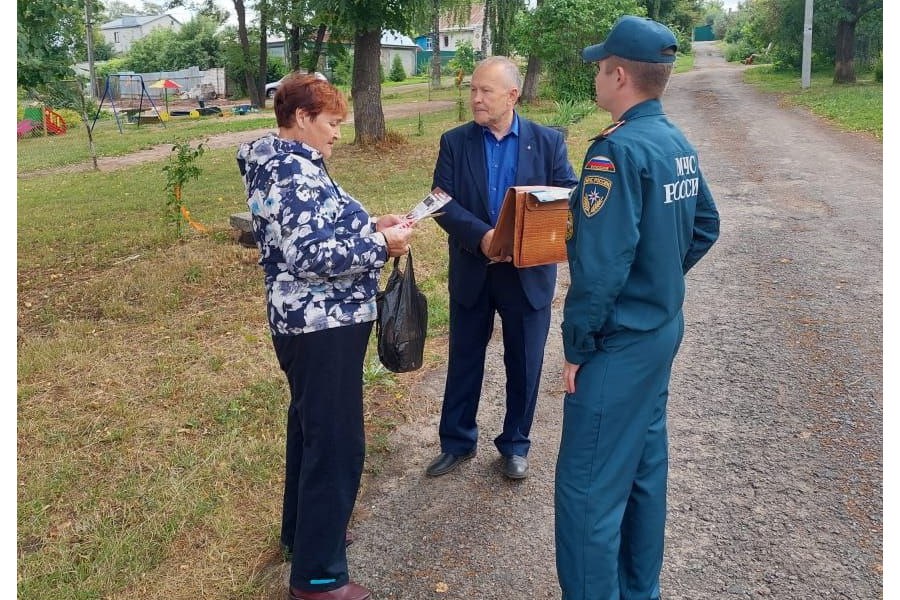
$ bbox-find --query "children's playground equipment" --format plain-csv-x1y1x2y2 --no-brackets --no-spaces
92,74,165,134
17,106,67,139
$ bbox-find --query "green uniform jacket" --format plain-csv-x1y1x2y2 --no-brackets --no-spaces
562,99,720,365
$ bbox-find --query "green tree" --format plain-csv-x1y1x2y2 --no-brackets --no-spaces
389,54,407,81
489,0,523,56
166,0,231,24
232,0,262,107
90,31,117,61
171,16,224,69
447,39,476,74
331,50,353,85
17,0,84,89
319,0,416,144
122,27,178,70
513,0,643,101
219,23,262,97
406,0,474,89
832,0,882,83
721,0,881,80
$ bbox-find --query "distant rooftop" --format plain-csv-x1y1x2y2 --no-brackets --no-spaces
101,14,180,29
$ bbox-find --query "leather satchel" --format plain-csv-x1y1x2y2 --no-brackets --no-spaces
487,185,574,268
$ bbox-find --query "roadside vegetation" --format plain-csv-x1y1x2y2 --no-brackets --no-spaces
742,66,882,139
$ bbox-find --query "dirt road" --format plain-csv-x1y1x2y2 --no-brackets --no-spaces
338,42,883,599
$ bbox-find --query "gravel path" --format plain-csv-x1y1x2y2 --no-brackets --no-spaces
339,43,883,600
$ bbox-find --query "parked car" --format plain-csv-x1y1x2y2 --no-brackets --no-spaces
265,71,328,98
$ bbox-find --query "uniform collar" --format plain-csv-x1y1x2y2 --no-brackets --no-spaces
620,98,665,122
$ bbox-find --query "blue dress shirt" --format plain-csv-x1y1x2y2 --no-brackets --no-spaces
482,112,520,225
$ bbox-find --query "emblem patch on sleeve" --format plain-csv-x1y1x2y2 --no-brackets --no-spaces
585,155,616,172
566,208,574,240
581,176,612,217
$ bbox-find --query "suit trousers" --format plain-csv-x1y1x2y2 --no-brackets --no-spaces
555,313,684,600
439,262,552,457
272,322,372,593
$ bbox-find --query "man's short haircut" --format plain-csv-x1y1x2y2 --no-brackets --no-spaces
475,56,522,93
604,51,674,98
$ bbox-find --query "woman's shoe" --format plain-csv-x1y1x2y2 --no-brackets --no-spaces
289,581,372,600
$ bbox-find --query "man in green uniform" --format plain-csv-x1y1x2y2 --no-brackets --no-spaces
554,15,720,600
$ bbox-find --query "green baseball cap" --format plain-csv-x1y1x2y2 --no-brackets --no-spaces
582,15,678,64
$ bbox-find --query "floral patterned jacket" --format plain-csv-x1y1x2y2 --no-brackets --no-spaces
236,133,389,335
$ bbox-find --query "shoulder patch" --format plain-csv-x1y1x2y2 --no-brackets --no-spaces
584,155,616,173
581,176,612,217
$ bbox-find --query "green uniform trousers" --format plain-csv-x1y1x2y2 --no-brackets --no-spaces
555,312,684,600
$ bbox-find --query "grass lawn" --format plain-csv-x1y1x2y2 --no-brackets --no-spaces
16,92,603,600
743,65,882,139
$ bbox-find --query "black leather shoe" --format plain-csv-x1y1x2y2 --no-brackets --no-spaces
289,582,371,600
425,450,476,476
503,455,529,479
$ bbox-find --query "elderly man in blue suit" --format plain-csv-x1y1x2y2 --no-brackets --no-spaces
426,56,578,480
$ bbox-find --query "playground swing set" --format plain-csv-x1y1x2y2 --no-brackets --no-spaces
91,74,225,134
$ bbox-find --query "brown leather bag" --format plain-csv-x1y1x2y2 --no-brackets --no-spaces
487,185,574,268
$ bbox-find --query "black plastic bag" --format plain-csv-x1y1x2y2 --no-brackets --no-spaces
376,249,428,373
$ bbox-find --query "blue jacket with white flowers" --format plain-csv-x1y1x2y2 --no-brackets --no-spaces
236,133,389,336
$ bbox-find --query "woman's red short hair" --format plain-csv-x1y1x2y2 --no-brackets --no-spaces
274,74,348,128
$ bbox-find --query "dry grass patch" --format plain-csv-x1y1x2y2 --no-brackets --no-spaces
18,215,449,600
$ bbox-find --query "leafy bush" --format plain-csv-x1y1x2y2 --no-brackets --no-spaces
162,141,206,235
268,60,290,83
724,42,757,63
512,0,644,102
448,40,477,75
875,53,883,83
53,108,84,130
672,25,693,56
389,55,407,82
545,99,595,126
332,54,353,85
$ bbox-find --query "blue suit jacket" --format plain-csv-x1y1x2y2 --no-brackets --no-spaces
432,115,579,309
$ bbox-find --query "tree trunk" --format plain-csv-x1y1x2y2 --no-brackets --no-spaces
833,16,858,83
290,24,301,71
481,0,491,57
352,28,386,145
258,0,269,108
520,0,542,103
233,0,261,107
521,54,541,104
307,24,327,73
431,0,442,89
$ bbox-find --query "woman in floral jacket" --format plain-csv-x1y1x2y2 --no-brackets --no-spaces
237,74,412,600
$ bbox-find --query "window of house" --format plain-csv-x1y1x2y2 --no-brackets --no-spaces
443,35,449,47
114,31,120,43
425,38,432,50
